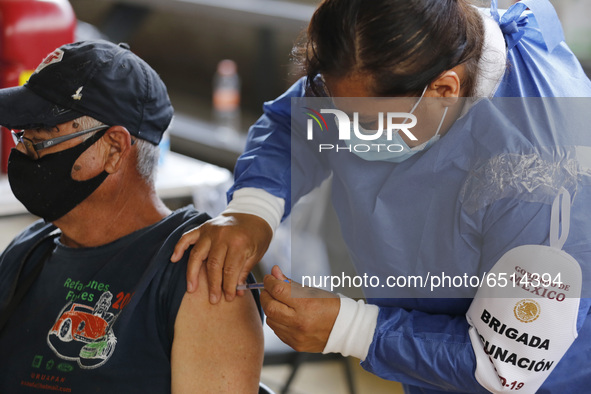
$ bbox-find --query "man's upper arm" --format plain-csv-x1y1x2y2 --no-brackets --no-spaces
171,266,263,393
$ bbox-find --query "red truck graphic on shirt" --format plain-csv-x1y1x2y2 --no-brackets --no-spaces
50,303,109,342
47,291,118,369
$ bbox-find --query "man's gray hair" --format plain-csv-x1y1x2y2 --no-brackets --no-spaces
134,139,159,185
73,116,159,185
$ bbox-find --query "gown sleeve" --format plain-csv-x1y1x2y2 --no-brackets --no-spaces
228,77,331,219
361,197,591,393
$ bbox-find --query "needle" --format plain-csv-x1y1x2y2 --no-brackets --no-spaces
236,279,289,290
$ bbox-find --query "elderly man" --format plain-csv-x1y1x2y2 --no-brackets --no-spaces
0,40,263,393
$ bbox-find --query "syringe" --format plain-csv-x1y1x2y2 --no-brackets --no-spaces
236,279,289,290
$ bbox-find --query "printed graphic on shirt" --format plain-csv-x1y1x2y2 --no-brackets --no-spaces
47,291,119,369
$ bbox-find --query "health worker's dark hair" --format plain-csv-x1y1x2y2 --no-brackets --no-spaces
294,0,484,97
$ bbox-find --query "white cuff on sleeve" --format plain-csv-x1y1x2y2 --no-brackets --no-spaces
223,188,285,235
322,296,379,360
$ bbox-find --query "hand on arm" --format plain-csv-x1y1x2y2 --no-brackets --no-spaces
171,78,326,306
171,213,272,304
171,265,264,393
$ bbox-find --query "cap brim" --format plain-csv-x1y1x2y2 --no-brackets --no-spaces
0,85,83,130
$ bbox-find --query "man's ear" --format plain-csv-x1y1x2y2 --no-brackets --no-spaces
103,126,133,174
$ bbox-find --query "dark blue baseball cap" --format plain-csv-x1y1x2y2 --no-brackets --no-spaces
0,40,173,145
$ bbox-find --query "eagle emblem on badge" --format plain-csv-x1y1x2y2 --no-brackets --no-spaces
514,299,541,323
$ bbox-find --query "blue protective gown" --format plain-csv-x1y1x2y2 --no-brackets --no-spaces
229,1,591,392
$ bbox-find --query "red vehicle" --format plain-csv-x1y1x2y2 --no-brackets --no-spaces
0,0,75,173
50,303,109,343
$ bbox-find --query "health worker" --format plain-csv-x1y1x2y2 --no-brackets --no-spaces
171,0,591,392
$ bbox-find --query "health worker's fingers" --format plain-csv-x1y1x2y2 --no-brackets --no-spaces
186,236,212,292
260,288,296,324
181,212,273,302
262,280,340,353
263,267,295,307
271,265,289,281
265,318,315,353
171,227,202,262
204,243,229,304
264,317,290,336
221,244,251,302
233,263,254,299
264,318,294,345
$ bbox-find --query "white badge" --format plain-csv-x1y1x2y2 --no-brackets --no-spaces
466,188,581,393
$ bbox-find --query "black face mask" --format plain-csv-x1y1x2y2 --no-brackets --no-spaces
7,130,109,222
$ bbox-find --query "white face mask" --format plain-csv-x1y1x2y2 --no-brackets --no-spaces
347,86,448,163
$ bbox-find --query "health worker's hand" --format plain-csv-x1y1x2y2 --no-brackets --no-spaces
170,213,273,304
261,265,340,353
